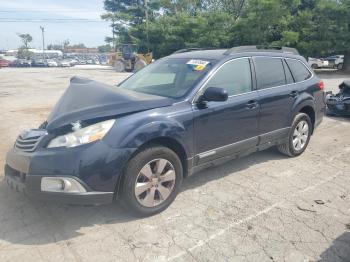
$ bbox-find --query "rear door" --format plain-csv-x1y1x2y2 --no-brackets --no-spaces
253,56,296,145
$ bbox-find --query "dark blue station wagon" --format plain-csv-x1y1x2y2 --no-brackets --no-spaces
5,46,325,216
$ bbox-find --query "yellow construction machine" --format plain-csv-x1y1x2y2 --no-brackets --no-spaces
108,44,153,72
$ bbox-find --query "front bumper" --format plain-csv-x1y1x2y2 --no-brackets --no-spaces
5,167,113,205
5,139,135,205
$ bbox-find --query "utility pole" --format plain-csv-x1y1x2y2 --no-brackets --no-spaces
40,26,45,61
145,0,150,52
112,19,115,51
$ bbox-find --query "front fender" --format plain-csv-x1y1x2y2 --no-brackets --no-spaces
104,111,193,159
124,120,187,147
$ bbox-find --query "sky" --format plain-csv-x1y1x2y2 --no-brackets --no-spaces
0,0,112,50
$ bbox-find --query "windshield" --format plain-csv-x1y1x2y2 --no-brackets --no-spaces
118,58,216,98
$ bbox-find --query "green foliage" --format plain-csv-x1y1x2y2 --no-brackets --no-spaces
98,44,112,53
47,41,88,51
130,11,234,57
47,44,63,50
102,0,350,60
69,43,87,49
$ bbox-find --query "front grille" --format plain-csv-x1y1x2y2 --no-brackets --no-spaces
14,129,47,152
15,136,40,152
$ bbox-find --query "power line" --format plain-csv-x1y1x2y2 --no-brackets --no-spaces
0,18,106,23
0,10,102,13
0,18,103,21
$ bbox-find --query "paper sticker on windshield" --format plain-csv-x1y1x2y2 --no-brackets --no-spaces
187,59,210,71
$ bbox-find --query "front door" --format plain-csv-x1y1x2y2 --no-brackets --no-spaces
193,58,260,165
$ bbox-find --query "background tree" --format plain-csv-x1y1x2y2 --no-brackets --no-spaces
47,44,63,50
102,0,160,45
339,0,350,71
63,39,70,52
16,47,32,59
102,0,350,70
17,33,33,50
98,44,112,53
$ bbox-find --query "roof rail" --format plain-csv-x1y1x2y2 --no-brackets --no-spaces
172,48,214,54
223,45,299,55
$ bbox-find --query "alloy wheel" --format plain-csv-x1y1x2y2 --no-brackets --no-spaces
134,159,176,207
292,120,309,151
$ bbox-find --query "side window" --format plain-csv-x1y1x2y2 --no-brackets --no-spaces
286,59,312,82
204,58,252,96
254,57,286,89
283,60,294,84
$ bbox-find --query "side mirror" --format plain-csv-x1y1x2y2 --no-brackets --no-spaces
199,87,228,103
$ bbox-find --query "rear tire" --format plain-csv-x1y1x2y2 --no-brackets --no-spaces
277,113,312,157
121,145,183,217
337,63,344,70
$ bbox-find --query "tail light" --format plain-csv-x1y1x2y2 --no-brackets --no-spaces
318,80,325,90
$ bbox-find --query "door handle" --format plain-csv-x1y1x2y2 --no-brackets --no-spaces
246,100,258,109
289,91,299,98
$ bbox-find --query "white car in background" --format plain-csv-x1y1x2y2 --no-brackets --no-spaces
68,59,78,66
47,59,58,67
308,57,328,69
325,55,344,69
58,60,71,67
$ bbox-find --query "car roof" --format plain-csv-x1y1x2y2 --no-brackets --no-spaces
167,47,305,62
168,49,228,60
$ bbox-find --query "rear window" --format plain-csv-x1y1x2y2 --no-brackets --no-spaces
254,57,286,89
285,59,312,82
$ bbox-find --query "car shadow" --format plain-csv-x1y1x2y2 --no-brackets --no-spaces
326,114,350,123
182,148,285,191
318,231,350,262
0,148,286,246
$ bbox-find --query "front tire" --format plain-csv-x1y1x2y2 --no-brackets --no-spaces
277,113,312,157
121,145,183,216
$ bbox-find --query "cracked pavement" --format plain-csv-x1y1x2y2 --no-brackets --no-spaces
0,67,349,262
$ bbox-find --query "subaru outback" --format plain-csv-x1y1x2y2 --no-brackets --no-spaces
5,46,325,216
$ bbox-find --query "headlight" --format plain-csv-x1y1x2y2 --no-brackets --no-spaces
47,119,115,148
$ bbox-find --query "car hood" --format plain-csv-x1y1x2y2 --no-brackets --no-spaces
46,76,174,131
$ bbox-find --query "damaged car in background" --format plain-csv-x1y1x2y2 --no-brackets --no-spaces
4,46,325,216
326,80,350,116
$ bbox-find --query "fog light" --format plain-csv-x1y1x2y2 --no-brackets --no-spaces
41,177,87,193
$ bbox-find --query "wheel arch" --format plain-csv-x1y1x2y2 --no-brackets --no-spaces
291,93,316,130
299,105,315,131
113,136,189,199
136,137,189,176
